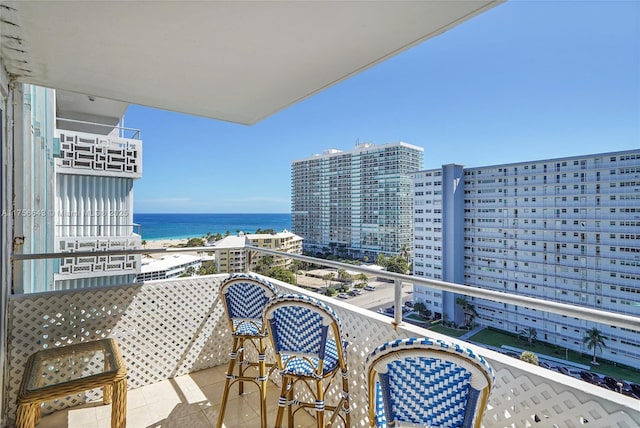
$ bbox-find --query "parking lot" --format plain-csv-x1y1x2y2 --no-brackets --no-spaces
295,272,412,312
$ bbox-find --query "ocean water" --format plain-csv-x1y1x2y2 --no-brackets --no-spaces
134,213,291,240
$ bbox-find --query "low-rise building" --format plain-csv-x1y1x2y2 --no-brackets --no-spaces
136,254,203,282
212,230,303,273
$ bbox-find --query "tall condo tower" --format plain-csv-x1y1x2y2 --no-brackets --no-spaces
292,142,423,260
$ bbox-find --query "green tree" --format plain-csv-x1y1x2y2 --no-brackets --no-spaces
357,273,368,285
455,296,478,328
337,268,350,282
376,253,388,267
520,351,539,365
322,272,335,288
519,327,538,344
254,255,274,275
186,237,204,247
255,228,276,234
386,256,409,274
141,239,147,248
413,301,428,319
583,327,606,364
266,266,295,284
400,243,411,263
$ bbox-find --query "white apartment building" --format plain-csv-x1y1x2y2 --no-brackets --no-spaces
292,142,423,261
413,150,640,367
18,85,142,292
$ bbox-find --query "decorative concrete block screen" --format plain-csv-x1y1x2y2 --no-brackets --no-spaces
57,132,141,178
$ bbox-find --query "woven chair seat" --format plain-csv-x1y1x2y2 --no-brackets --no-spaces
280,339,344,377
232,319,265,336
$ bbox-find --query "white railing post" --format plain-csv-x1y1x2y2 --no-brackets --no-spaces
394,279,403,326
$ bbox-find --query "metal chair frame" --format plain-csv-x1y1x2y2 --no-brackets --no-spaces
366,337,494,428
217,273,278,428
264,294,350,428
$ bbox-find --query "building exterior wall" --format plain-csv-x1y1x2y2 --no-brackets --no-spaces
213,231,303,273
292,142,423,260
15,84,142,292
413,150,640,367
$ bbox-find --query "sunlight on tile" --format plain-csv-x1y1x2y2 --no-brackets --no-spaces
36,365,327,428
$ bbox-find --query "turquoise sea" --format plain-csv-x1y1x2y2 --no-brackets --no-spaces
134,213,291,240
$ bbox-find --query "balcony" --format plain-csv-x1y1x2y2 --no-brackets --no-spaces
4,249,640,427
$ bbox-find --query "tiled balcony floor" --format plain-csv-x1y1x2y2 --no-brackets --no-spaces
37,365,318,428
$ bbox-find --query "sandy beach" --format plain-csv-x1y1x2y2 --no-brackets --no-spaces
143,238,189,249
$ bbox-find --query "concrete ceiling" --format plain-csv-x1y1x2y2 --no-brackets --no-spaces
1,1,502,125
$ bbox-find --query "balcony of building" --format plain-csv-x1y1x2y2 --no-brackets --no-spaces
4,247,640,427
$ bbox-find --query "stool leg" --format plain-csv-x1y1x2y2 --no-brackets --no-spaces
287,378,294,427
104,383,113,405
258,337,268,428
217,336,240,428
238,338,245,395
16,402,39,428
315,379,324,428
274,376,289,428
111,379,127,428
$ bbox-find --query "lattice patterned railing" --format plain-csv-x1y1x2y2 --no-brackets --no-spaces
5,275,640,427
56,131,141,178
5,276,231,424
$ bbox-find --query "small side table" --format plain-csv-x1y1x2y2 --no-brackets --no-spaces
16,338,127,428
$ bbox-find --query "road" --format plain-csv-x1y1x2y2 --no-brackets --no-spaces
295,273,413,313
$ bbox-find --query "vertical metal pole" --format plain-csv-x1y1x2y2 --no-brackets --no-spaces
394,279,403,326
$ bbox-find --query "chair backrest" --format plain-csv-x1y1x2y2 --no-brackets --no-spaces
263,294,345,375
366,337,494,428
219,273,278,334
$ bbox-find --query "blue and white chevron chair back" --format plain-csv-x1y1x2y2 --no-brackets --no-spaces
220,273,278,336
366,337,494,428
263,294,344,377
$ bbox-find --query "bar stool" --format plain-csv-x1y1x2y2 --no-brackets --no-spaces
217,273,278,428
264,293,350,428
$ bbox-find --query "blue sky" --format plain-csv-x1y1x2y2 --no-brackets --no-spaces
128,1,640,214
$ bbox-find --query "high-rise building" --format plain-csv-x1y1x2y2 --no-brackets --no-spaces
413,149,640,367
17,85,142,293
292,142,423,260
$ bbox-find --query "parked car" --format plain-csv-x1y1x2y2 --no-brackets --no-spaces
556,366,571,376
337,293,350,299
364,285,376,291
580,371,598,384
404,300,414,308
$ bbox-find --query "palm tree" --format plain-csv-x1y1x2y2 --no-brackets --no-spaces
455,296,478,328
337,268,350,282
357,273,368,286
583,327,606,364
519,327,537,344
399,243,411,263
322,272,335,289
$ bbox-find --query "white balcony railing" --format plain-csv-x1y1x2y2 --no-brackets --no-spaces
4,251,640,427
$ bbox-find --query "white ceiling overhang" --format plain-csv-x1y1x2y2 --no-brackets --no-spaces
1,1,502,125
